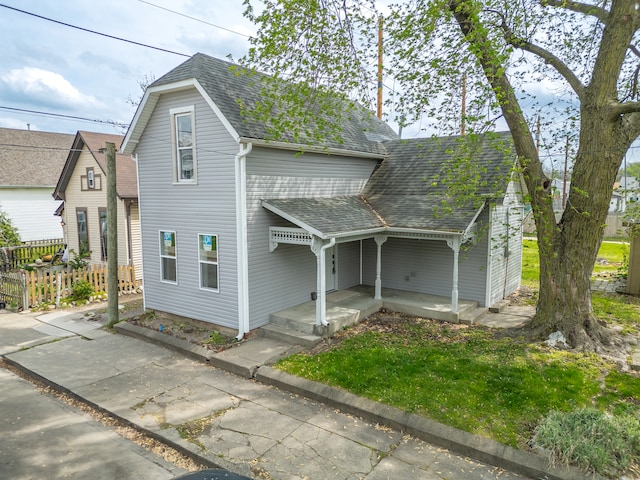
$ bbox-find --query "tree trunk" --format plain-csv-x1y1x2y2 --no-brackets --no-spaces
529,107,629,350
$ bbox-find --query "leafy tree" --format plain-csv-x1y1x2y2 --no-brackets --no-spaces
618,161,640,181
242,0,640,351
0,210,20,247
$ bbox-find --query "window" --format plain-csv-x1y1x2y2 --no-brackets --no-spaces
198,234,218,291
159,231,177,283
171,106,196,182
87,169,95,189
76,208,89,254
99,208,107,260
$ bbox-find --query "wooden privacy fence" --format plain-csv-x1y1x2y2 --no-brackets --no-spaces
0,264,137,310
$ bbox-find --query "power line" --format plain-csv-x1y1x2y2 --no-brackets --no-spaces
0,106,129,128
0,3,190,57
137,0,251,38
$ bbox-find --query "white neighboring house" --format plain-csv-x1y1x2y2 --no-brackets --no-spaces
617,175,640,212
0,127,74,242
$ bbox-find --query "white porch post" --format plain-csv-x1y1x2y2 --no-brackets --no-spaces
374,235,387,300
311,236,335,326
447,237,461,313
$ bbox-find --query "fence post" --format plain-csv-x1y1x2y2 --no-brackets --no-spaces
21,271,28,311
56,272,62,307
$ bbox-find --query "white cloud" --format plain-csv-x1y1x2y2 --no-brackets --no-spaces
2,67,102,110
0,117,38,130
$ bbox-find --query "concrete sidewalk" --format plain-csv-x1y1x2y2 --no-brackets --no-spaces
0,306,592,480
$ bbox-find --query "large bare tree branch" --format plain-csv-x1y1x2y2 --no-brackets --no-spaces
489,9,586,100
540,0,609,23
611,100,640,116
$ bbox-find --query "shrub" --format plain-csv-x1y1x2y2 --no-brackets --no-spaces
70,280,94,302
532,408,640,477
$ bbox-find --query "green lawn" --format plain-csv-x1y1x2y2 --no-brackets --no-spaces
276,238,640,477
521,238,629,288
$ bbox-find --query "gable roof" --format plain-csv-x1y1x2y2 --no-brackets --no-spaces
53,131,138,201
123,53,397,156
0,128,75,188
263,133,516,239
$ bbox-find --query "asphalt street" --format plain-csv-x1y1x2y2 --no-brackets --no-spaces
0,367,188,479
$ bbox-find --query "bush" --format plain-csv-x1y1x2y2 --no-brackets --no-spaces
532,408,640,477
70,280,95,302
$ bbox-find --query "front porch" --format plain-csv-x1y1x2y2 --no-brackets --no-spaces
264,285,486,341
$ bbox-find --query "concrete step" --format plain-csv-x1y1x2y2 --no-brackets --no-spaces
489,299,510,313
459,306,489,325
259,323,322,348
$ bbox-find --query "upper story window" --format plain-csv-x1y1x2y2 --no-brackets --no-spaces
87,169,95,189
171,106,196,183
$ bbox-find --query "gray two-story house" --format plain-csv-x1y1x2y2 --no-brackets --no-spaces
122,53,523,339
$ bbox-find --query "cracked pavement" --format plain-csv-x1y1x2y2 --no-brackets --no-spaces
1,308,531,479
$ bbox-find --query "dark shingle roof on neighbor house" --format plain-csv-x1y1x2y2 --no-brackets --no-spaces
0,128,75,187
53,131,138,201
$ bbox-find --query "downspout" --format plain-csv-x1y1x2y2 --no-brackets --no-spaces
316,237,336,326
132,153,145,311
235,142,252,340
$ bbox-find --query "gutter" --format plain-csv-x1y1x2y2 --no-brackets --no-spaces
235,142,253,340
240,137,385,160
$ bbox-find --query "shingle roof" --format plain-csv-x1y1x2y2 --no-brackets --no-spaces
149,53,397,155
264,196,385,237
53,131,137,200
263,133,516,237
363,133,515,232
0,128,75,187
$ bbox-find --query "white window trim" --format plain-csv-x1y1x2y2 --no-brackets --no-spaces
170,105,197,184
159,230,178,285
198,233,219,292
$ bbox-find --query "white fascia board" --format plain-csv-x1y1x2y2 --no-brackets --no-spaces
192,79,240,143
463,203,487,238
121,79,241,154
261,201,325,238
240,137,385,159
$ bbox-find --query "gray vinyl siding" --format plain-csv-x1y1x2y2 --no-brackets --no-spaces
133,87,240,329
487,180,524,306
361,230,490,306
336,240,361,289
246,146,379,328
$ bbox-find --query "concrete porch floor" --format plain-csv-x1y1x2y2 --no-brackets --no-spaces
267,285,483,339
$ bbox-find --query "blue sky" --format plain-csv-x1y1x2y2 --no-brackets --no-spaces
0,0,254,135
0,1,638,171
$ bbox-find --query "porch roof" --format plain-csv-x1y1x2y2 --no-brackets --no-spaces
262,195,483,239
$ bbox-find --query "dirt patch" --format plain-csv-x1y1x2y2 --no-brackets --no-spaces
126,310,255,352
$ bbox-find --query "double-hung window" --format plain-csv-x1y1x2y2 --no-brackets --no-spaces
76,208,89,254
171,106,196,183
198,234,218,291
99,208,107,261
160,230,177,283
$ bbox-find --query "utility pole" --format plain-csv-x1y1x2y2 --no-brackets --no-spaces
461,73,466,135
562,135,569,210
377,15,383,120
105,142,119,328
